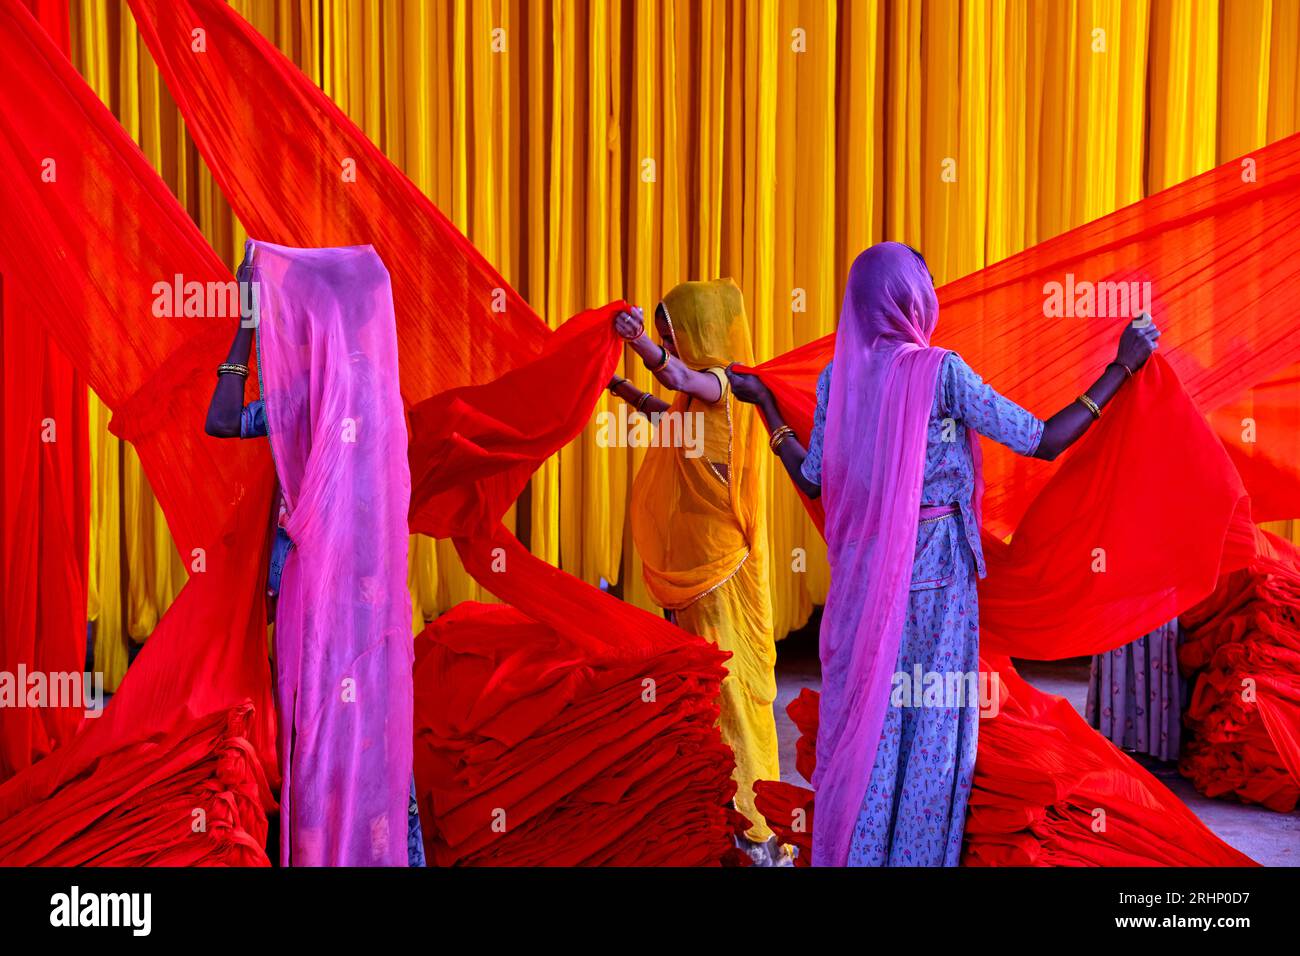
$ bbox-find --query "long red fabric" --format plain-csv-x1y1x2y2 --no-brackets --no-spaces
0,0,91,784
0,0,282,864
0,0,1296,866
0,0,736,864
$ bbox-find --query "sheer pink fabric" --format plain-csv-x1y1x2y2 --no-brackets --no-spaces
251,239,412,866
813,243,980,867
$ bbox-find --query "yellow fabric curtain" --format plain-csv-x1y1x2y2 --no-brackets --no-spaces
72,1,1300,677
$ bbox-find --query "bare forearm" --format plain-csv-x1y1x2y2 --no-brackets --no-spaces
1035,364,1129,461
609,376,670,415
205,326,254,438
627,335,718,401
757,393,820,499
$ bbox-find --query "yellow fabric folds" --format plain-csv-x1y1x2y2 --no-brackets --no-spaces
630,280,779,841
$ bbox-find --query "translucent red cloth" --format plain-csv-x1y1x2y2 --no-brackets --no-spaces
0,0,91,784
0,0,279,864
0,0,738,864
742,133,1300,660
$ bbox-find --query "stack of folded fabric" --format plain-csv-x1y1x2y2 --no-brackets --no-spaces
412,603,743,866
754,662,1256,866
1179,552,1300,813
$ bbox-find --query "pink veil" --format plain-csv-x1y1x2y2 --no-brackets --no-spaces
250,239,413,866
812,242,979,866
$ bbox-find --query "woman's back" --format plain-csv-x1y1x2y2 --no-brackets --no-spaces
801,354,1044,578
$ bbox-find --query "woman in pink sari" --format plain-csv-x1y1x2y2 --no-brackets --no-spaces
729,242,1160,865
204,240,417,866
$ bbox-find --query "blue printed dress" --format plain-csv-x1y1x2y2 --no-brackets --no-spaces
802,354,1044,867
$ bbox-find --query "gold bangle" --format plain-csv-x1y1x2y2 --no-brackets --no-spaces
217,363,249,378
650,345,670,372
635,392,652,412
608,376,627,395
769,425,794,451
1077,393,1101,419
1109,361,1134,380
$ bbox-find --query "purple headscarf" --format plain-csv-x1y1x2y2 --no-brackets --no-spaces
250,239,413,866
812,242,981,866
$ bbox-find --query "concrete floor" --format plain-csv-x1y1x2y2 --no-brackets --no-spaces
772,619,1300,866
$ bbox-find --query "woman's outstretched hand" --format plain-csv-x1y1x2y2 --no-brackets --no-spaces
726,366,771,405
613,306,645,341
1116,311,1160,371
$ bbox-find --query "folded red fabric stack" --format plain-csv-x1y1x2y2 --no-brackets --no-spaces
0,704,272,867
754,664,1256,866
413,603,742,866
1179,551,1300,813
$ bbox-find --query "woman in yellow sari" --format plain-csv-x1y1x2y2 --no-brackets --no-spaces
606,279,782,865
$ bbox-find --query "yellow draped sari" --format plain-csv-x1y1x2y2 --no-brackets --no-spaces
630,279,779,843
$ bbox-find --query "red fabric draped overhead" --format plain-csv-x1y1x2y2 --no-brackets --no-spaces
124,0,550,406
748,129,1300,535
743,131,1300,662
0,0,1296,866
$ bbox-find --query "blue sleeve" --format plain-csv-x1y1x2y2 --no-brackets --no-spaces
240,399,268,439
941,353,1043,456
799,361,832,486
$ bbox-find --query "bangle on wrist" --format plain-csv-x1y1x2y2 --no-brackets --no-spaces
647,345,670,373
1109,360,1134,380
769,424,795,452
608,376,627,395
1076,393,1102,419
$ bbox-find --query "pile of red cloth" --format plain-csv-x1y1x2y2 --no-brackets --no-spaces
755,662,1257,867
1179,543,1300,813
412,603,742,866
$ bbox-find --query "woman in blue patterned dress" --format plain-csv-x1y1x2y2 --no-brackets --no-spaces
727,242,1161,865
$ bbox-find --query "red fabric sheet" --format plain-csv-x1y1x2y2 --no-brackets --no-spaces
0,0,738,864
0,0,91,784
123,0,550,406
745,129,1300,540
0,0,280,864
